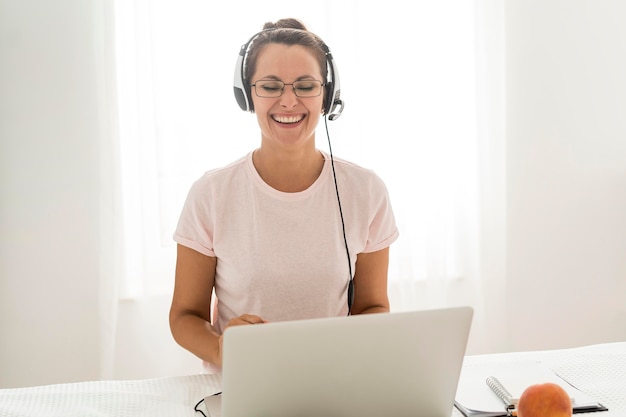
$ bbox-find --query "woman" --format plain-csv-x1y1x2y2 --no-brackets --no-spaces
169,18,398,371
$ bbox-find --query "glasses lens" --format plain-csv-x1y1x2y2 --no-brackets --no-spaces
293,80,322,97
254,80,284,98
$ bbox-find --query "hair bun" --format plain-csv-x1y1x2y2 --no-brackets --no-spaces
262,18,308,31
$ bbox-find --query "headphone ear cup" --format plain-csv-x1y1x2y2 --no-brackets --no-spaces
324,82,333,114
324,49,343,120
234,86,250,112
233,44,253,112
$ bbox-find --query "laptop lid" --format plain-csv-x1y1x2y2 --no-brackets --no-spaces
221,306,473,417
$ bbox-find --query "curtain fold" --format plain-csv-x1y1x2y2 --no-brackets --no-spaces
97,0,123,379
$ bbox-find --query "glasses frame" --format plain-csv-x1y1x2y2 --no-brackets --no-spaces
251,79,325,98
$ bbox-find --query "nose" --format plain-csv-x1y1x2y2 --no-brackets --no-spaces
279,85,298,108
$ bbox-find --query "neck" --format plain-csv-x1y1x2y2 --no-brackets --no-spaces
252,147,324,193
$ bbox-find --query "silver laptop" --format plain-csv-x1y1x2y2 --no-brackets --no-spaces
217,306,473,417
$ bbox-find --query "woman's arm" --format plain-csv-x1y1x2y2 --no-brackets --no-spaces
350,247,391,315
169,244,267,367
169,244,222,366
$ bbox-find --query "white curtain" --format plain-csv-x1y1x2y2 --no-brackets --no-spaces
112,0,506,366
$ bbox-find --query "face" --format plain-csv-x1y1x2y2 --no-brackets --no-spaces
250,43,325,150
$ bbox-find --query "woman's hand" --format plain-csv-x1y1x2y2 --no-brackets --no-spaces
225,314,267,328
217,314,267,366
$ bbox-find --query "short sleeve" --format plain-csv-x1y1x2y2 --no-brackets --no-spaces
362,173,399,253
173,176,216,257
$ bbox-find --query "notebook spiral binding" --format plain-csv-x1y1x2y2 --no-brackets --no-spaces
486,376,516,411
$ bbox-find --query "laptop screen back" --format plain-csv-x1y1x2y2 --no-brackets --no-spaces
221,306,473,417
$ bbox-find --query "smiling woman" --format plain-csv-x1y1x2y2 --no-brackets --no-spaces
114,0,505,363
168,18,399,371
115,0,483,286
252,47,325,154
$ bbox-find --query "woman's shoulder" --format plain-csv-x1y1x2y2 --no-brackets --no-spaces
321,151,386,185
322,151,373,174
194,153,251,183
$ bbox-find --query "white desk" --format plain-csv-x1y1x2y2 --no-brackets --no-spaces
1,342,624,417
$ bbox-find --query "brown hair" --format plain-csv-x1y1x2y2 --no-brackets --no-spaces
244,18,329,85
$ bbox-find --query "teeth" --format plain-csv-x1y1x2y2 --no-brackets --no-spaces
273,115,303,124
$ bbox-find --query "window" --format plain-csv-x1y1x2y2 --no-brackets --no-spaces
114,1,483,308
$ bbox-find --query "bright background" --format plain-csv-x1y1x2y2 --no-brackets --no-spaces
1,0,625,388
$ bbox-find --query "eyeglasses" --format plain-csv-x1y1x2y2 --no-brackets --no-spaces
251,80,324,98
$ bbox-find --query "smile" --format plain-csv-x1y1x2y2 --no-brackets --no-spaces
272,115,304,124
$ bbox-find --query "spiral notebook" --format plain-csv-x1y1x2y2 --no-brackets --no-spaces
454,360,608,417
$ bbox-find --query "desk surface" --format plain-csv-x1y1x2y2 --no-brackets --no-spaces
1,342,624,417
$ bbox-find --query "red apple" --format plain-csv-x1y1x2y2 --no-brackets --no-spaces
517,382,572,417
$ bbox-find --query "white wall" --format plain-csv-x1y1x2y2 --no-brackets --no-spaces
505,0,626,350
0,0,106,387
0,0,199,388
1,0,625,388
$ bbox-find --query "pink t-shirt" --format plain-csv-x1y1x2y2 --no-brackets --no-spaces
174,151,398,334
